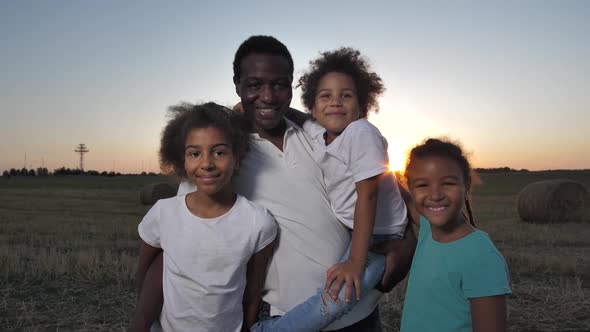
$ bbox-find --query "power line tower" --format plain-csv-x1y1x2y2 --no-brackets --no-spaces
74,143,89,171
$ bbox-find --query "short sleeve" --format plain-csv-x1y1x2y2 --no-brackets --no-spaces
348,123,388,183
177,179,197,196
302,119,324,137
253,208,277,253
462,249,512,298
138,201,162,248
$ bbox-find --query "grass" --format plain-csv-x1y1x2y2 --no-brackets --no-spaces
1,172,589,331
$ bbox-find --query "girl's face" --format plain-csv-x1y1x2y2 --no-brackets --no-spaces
312,72,361,144
407,156,467,231
184,127,237,198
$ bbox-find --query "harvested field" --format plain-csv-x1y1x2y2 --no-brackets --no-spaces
1,171,589,331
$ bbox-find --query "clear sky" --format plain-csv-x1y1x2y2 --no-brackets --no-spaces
1,0,588,173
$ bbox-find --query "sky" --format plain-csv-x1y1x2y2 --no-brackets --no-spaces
1,0,589,173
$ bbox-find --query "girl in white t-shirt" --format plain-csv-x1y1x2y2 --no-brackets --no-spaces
252,48,408,331
133,102,276,332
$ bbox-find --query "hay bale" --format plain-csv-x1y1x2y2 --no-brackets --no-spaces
517,179,588,223
140,183,177,205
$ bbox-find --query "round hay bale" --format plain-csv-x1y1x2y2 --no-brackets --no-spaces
517,179,588,223
140,183,177,205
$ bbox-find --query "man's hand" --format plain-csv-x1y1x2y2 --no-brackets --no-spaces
371,224,417,293
325,258,365,303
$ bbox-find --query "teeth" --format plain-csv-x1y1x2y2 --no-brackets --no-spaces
428,207,445,211
258,109,274,116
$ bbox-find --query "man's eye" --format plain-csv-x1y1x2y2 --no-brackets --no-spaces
273,83,289,90
247,82,261,89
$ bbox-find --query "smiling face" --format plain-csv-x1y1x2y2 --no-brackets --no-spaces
184,127,237,198
406,155,467,232
235,53,293,134
312,72,361,144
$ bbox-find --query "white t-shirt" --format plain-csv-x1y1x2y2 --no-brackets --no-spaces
304,118,407,235
138,194,276,332
178,119,382,330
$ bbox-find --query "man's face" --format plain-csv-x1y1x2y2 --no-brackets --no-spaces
235,53,292,131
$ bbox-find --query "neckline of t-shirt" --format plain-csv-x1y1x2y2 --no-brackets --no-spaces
182,194,241,222
429,228,481,246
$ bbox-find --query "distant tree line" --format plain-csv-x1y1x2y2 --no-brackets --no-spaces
474,167,530,173
1,167,159,178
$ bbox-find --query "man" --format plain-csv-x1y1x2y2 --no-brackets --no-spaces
132,35,416,331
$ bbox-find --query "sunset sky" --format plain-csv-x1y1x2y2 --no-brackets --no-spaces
1,1,588,173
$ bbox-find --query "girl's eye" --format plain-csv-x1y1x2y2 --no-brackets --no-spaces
189,151,200,158
213,150,226,157
443,182,457,186
343,93,354,98
318,93,330,99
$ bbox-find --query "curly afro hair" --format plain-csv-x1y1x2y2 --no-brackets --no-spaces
298,47,385,118
159,102,252,178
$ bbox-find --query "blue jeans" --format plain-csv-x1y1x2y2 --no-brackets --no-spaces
251,233,402,332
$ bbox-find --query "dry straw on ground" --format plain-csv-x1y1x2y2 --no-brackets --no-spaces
139,183,177,205
517,179,588,223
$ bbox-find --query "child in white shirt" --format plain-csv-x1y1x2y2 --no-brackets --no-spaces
133,103,276,332
252,48,407,331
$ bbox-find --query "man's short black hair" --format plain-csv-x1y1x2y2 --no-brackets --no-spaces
232,35,294,84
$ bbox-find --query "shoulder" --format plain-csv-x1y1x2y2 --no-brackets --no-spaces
463,230,504,257
345,119,382,136
302,119,324,139
459,230,512,297
236,195,276,227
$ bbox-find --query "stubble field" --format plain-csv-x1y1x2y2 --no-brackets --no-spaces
1,171,589,331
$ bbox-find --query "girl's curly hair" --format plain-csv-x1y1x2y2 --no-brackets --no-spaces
298,47,385,118
159,102,251,178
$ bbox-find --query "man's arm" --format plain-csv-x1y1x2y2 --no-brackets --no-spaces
129,251,164,332
284,107,310,127
242,242,274,331
371,183,417,292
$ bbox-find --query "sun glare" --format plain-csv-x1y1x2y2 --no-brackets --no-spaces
388,147,408,173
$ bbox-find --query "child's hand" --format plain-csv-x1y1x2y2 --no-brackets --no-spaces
325,258,365,303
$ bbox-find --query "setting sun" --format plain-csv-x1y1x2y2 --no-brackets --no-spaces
388,146,408,173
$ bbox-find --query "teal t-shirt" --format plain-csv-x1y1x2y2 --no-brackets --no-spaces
400,216,512,332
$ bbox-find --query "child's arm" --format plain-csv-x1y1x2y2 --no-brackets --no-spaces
242,242,274,331
325,175,380,303
135,241,162,295
129,244,164,332
470,295,507,332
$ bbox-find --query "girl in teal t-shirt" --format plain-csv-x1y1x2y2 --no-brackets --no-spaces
401,138,511,332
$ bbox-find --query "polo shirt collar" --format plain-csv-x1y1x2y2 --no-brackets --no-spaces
250,118,302,140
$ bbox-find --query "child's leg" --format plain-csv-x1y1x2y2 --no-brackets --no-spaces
251,240,386,332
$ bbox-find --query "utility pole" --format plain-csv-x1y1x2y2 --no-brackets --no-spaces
74,144,89,171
